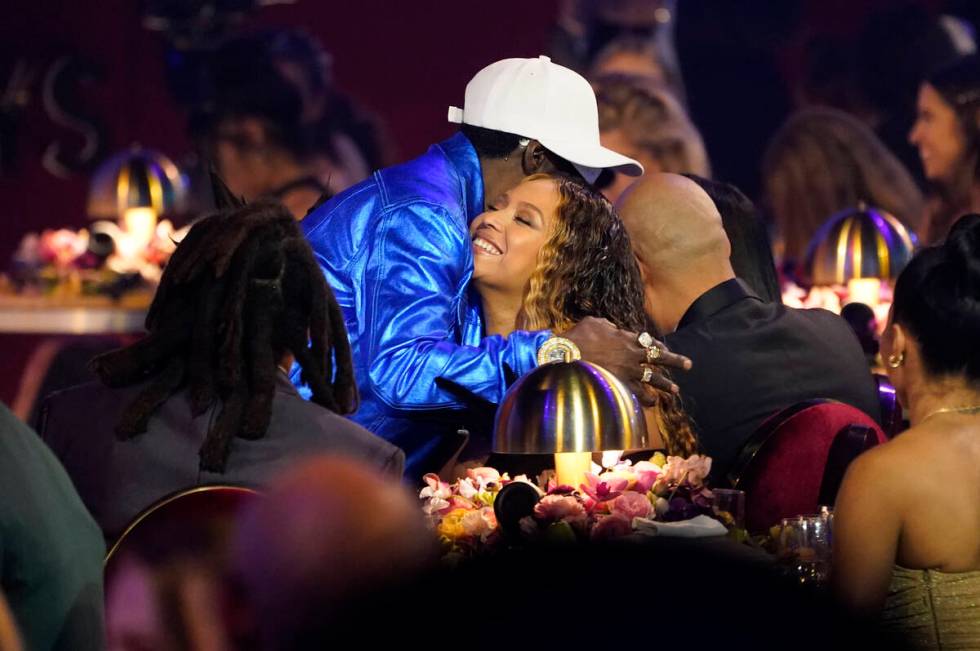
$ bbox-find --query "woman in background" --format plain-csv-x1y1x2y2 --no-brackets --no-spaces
762,107,924,268
909,54,980,244
594,73,709,202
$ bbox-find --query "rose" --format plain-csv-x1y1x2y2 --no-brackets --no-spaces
591,514,633,541
461,508,496,538
611,491,652,520
534,495,588,529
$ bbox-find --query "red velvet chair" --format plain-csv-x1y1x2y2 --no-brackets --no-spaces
105,485,260,570
728,400,886,533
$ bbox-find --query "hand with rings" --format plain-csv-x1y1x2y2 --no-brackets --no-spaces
561,317,692,406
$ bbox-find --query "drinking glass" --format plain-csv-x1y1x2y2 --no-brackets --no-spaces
712,488,746,530
777,515,832,585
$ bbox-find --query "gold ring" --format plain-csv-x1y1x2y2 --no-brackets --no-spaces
646,345,662,363
641,366,654,384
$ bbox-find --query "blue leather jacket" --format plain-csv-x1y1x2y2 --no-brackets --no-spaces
301,133,550,478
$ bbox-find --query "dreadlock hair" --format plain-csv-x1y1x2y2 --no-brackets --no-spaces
90,199,357,473
515,173,699,457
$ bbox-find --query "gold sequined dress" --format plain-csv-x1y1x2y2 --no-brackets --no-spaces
881,566,980,650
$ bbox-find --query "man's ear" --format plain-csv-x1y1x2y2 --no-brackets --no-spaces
521,140,549,174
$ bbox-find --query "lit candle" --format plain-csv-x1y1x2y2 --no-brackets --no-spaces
122,207,158,251
554,452,592,490
846,277,881,308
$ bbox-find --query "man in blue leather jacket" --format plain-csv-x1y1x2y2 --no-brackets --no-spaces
301,56,690,479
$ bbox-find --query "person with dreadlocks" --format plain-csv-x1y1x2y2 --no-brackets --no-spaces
38,200,403,542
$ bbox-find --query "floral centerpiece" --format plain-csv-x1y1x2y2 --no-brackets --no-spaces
5,219,188,299
420,453,721,559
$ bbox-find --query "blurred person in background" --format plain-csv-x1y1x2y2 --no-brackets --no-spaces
191,29,386,218
594,73,709,202
589,35,687,104
685,174,781,304
762,107,925,269
910,54,980,244
0,404,104,651
232,456,437,651
794,5,975,188
0,594,20,651
551,0,680,83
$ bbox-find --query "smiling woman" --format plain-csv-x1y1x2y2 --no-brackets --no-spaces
909,54,980,244
468,173,699,458
470,176,561,337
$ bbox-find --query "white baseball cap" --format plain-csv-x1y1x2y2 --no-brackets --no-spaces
448,55,644,184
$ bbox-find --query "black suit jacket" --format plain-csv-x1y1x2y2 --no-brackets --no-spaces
664,279,881,485
38,373,404,541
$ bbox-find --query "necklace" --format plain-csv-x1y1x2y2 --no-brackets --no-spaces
920,405,980,424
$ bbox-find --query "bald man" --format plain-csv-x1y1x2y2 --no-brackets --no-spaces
618,174,881,484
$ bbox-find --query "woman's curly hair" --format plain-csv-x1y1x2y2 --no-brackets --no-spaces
516,174,698,457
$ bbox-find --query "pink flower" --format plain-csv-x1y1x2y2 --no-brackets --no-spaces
632,461,662,493
683,455,712,486
580,473,629,503
461,508,496,538
591,514,633,541
661,455,712,487
611,491,653,520
456,478,478,499
39,229,87,267
420,473,452,514
534,495,588,528
446,495,476,512
466,467,501,489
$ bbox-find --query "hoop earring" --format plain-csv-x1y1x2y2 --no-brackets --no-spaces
886,352,905,369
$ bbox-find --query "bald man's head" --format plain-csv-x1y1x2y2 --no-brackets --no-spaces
616,174,735,333
617,173,732,276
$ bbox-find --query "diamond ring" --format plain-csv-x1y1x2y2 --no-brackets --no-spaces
638,331,655,349
641,366,654,384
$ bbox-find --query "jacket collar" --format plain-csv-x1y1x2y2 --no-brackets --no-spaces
677,278,759,331
437,132,485,222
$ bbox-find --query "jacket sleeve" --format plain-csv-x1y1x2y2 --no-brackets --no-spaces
343,201,550,411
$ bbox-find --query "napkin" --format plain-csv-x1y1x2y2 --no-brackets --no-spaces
632,514,728,538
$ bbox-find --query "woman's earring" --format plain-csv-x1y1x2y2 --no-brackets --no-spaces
886,352,905,368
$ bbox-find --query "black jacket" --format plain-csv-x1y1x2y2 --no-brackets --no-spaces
38,373,404,541
664,279,881,484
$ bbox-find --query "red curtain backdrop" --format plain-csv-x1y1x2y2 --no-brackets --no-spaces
0,0,561,264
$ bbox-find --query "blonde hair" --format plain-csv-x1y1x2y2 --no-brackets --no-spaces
514,174,699,457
